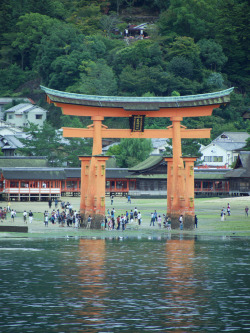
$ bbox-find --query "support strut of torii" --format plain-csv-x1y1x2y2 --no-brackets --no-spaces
41,86,233,229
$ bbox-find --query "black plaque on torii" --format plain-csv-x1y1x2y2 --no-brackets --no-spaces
129,115,145,132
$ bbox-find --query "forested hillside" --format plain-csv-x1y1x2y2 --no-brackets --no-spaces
0,0,249,149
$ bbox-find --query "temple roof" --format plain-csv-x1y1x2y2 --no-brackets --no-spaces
225,151,250,178
129,155,164,172
0,156,48,168
0,167,65,180
41,86,234,111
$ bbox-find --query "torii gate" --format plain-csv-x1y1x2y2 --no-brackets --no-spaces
41,86,233,229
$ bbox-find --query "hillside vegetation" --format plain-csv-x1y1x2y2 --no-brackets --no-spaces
1,0,249,158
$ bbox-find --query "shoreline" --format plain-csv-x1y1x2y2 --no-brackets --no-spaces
1,196,250,238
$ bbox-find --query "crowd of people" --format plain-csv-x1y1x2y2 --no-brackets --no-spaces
101,207,172,231
43,201,82,228
220,203,231,221
2,198,249,229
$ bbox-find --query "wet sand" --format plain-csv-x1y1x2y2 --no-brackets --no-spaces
1,196,250,238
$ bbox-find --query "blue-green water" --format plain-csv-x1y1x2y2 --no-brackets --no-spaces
0,235,249,332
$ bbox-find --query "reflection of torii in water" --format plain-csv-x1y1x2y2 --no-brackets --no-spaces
41,86,233,229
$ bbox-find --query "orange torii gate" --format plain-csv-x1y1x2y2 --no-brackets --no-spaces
41,86,233,229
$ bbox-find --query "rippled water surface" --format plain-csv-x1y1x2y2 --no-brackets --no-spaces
0,236,249,332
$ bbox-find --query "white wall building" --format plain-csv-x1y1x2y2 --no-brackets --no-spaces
200,132,250,167
5,103,47,128
0,98,33,119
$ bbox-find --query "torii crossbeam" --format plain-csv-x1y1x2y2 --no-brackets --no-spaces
41,86,233,229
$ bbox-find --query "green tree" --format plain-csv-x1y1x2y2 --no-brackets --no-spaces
245,125,250,151
67,3,102,35
164,139,202,160
18,122,64,166
48,50,88,90
110,40,163,75
63,138,92,166
107,138,153,167
0,64,33,96
205,73,225,91
18,121,92,166
68,59,118,95
215,0,250,92
166,36,200,62
36,23,85,86
11,13,59,69
157,0,218,40
100,12,119,37
168,56,193,79
198,39,227,71
119,65,168,96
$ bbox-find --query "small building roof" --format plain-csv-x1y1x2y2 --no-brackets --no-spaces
64,168,81,178
200,141,247,153
106,168,131,179
213,142,247,151
225,151,250,178
194,172,226,180
131,174,167,179
129,155,164,172
64,167,131,179
0,167,65,180
0,156,48,168
5,103,47,114
0,135,25,150
213,132,250,143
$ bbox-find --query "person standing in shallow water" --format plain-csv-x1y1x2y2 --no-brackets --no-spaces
179,215,183,230
194,215,198,228
86,215,91,229
245,206,249,217
220,209,224,221
23,210,27,223
157,215,162,228
29,210,33,223
11,209,15,222
137,212,142,225
150,212,155,226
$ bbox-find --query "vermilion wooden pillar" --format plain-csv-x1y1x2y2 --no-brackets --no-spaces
79,155,109,228
164,157,173,216
164,156,196,229
183,157,196,228
79,156,91,213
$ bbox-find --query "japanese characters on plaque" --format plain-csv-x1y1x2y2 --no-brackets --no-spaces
130,115,145,132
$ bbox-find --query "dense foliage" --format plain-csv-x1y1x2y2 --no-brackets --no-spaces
1,0,249,162
17,122,92,167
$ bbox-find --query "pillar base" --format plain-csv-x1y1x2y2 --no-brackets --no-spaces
169,213,194,230
80,212,105,229
183,214,195,230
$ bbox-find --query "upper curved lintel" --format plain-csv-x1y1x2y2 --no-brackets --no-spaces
40,86,234,110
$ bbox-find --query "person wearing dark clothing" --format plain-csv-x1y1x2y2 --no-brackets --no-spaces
194,215,198,228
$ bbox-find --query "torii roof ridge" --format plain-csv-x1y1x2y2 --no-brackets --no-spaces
41,86,234,111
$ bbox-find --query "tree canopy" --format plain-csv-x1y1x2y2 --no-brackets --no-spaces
0,0,249,165
18,122,92,167
107,139,153,167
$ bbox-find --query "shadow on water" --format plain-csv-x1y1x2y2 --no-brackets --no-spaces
0,235,249,332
